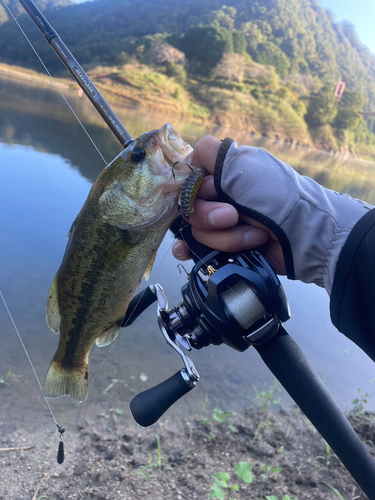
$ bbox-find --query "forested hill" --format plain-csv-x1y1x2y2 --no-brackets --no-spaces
1,0,375,154
0,0,72,22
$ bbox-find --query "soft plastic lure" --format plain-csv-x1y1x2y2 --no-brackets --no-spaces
179,171,204,219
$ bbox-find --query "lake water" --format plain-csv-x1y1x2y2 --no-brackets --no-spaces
1,74,375,435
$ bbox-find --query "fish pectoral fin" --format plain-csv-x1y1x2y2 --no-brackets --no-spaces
95,324,121,347
43,361,88,403
46,273,61,334
99,180,143,229
144,251,157,281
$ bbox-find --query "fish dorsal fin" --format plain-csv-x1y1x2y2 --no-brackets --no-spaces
67,221,74,238
144,251,157,281
95,324,121,347
46,273,61,334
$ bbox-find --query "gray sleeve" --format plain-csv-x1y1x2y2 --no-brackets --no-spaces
214,139,373,295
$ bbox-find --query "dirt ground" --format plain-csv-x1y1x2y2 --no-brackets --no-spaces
1,404,374,500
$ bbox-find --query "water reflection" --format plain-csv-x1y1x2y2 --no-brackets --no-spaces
1,77,375,435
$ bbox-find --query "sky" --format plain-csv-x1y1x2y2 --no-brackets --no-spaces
319,0,375,55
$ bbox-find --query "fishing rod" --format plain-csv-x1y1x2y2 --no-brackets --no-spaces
18,0,134,148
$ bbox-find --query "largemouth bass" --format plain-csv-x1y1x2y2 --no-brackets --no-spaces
44,123,194,402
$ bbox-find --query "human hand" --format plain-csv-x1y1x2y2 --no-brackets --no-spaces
172,136,287,275
172,135,372,294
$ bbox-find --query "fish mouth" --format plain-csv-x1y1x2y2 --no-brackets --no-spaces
155,123,194,184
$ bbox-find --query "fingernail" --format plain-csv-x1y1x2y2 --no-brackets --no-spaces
208,207,237,228
172,242,189,260
243,227,267,249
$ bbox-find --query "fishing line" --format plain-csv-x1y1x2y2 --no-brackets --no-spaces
1,0,108,166
3,0,244,416
0,290,66,463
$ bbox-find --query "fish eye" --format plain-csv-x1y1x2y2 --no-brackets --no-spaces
130,147,146,163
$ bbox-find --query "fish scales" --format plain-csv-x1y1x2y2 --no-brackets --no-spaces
44,123,196,402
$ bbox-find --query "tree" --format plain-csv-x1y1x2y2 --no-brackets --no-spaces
305,85,338,126
150,42,185,66
233,30,246,54
252,42,290,78
241,21,264,53
181,26,233,73
210,6,237,31
334,90,364,131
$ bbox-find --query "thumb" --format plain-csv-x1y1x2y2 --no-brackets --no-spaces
192,136,221,174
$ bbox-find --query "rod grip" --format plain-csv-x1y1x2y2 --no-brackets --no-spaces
255,327,375,498
130,370,194,427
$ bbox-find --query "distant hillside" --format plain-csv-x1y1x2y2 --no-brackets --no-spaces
0,0,72,23
0,0,374,154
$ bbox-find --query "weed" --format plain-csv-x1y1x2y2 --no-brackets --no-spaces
265,496,298,500
113,408,128,418
324,482,344,499
210,472,239,500
137,435,167,481
260,463,283,480
33,454,49,475
228,422,238,433
200,394,210,416
102,378,135,395
210,461,253,500
351,387,371,413
284,421,292,439
155,435,164,474
213,409,230,423
253,379,281,411
202,407,236,432
235,462,254,483
0,369,21,386
98,412,109,428
314,440,332,470
253,414,274,441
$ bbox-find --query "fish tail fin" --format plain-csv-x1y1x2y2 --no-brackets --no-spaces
43,361,88,403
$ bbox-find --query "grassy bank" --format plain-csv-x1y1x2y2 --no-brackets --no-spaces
1,61,375,162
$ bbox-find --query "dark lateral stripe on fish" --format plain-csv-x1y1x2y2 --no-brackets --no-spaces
58,223,134,367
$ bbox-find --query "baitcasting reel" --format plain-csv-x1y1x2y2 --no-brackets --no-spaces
122,219,375,498
123,225,290,427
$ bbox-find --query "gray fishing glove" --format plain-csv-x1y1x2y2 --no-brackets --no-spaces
215,139,373,295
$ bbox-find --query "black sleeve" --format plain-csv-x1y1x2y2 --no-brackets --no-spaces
330,208,375,361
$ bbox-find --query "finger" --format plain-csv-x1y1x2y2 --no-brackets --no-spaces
192,136,221,174
172,240,191,261
197,176,218,200
240,214,279,242
191,225,269,253
188,199,239,229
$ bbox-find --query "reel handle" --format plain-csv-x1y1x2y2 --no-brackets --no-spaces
130,369,195,427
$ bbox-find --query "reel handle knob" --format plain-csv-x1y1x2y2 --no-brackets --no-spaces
130,370,195,427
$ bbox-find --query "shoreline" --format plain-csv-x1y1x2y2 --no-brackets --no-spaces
0,405,373,499
1,62,374,163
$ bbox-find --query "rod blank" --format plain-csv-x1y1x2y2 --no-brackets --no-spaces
18,0,133,147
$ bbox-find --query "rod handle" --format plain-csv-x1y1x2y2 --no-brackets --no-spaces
130,370,194,427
